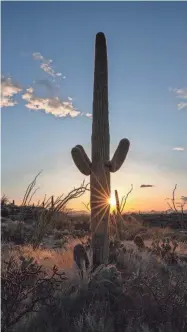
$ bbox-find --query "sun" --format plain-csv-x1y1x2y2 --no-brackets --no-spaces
108,194,116,209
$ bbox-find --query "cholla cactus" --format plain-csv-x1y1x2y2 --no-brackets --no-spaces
151,238,179,263
161,238,172,257
71,32,130,268
151,239,161,255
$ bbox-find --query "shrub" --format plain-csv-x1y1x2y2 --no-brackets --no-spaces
2,246,187,332
1,221,34,245
1,255,67,332
150,238,179,264
53,229,64,240
1,207,9,218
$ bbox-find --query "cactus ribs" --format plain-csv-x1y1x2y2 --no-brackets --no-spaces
71,32,130,268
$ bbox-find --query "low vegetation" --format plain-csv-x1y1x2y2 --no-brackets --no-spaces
1,176,187,332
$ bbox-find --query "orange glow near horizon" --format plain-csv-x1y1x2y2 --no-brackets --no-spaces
8,178,183,214
12,191,171,213
10,196,172,213
69,195,171,213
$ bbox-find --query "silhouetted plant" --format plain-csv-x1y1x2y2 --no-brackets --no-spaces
166,184,187,229
71,32,130,267
134,234,145,250
2,255,67,332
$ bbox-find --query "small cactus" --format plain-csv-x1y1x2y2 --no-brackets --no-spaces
134,235,145,250
73,244,90,279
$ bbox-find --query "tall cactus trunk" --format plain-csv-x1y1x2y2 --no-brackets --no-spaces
91,33,110,267
71,32,130,269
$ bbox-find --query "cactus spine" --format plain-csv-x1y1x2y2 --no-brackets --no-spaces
71,32,130,268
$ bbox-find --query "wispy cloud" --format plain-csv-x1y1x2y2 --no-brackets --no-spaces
170,87,187,110
140,184,155,188
85,113,92,118
80,112,92,119
1,76,22,108
172,147,185,151
32,52,65,79
22,87,80,118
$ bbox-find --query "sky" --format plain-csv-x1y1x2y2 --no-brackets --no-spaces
1,1,187,212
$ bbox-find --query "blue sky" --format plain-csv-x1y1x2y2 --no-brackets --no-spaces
1,1,187,212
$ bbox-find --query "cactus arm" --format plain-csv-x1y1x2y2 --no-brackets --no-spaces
71,145,92,176
105,138,130,173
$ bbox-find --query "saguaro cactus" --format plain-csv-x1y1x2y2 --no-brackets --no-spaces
71,32,130,268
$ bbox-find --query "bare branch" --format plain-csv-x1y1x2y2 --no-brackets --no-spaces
82,201,91,212
27,187,40,206
54,181,90,212
120,184,133,214
171,184,178,213
21,171,43,206
165,184,186,229
31,181,90,249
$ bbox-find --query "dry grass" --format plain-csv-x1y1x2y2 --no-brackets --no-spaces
1,197,187,332
2,244,187,332
1,235,89,275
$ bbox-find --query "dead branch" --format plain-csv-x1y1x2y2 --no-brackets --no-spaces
171,184,178,213
120,184,133,214
21,171,43,206
53,181,90,212
27,187,40,206
31,181,90,249
82,201,91,212
166,184,186,229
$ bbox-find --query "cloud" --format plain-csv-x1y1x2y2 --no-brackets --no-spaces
140,184,155,188
1,76,22,108
80,112,92,119
22,87,80,118
85,113,92,118
32,52,65,79
172,147,184,151
170,87,187,110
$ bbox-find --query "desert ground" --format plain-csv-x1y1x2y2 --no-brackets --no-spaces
1,190,187,332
